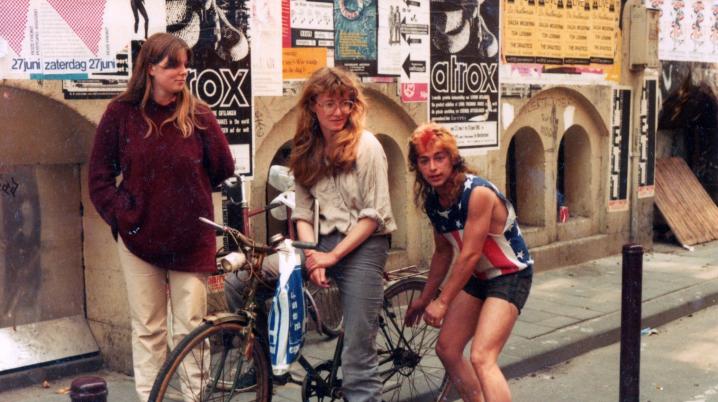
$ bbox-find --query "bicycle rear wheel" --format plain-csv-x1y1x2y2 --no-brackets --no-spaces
306,281,343,338
378,277,446,402
149,319,271,402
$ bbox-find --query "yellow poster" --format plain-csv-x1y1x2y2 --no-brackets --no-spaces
502,0,537,63
590,0,618,64
282,48,328,80
564,0,591,64
536,0,565,64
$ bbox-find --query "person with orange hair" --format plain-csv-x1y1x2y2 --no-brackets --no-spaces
405,123,532,402
289,67,396,402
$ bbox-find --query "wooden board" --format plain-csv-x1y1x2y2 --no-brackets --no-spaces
655,157,718,246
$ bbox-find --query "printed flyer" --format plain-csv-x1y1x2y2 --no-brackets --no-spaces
166,0,254,176
430,0,500,151
334,0,378,76
609,87,631,211
398,0,429,102
0,0,165,80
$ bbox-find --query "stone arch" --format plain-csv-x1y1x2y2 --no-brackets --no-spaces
557,125,592,219
505,127,545,227
0,84,99,367
501,86,609,245
375,133,407,250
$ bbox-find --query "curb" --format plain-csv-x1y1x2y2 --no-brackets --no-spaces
501,280,718,379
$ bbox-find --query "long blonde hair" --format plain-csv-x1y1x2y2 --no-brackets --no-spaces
408,123,473,212
116,32,204,138
289,67,367,187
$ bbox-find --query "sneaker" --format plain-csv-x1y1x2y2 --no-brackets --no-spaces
234,366,257,391
214,366,256,392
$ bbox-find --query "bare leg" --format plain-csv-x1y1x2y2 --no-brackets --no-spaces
131,0,139,33
436,291,484,402
136,0,149,38
470,297,519,402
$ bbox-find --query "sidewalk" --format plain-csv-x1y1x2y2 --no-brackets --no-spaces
3,240,718,401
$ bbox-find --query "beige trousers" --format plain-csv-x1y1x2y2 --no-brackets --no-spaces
117,237,208,401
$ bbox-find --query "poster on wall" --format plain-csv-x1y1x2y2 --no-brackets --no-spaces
502,0,537,64
638,78,657,198
252,0,283,96
654,0,718,62
535,0,564,64
0,0,165,80
167,0,253,176
377,0,402,77
283,0,334,74
61,0,167,99
398,0,429,103
591,0,618,65
333,0,378,76
564,0,591,65
501,0,620,80
609,87,631,211
429,0,500,151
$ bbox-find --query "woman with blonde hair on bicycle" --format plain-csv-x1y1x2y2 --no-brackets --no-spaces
289,66,396,402
88,32,234,400
404,123,532,402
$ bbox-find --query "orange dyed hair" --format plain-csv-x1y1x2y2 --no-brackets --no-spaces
408,122,472,211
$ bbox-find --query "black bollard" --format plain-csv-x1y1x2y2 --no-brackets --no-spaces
619,244,643,402
69,376,107,402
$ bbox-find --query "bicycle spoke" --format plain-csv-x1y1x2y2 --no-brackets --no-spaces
379,278,447,402
150,322,270,402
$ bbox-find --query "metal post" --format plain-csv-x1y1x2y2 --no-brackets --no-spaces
619,243,643,402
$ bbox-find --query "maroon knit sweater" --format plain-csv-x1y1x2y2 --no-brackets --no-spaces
89,99,234,272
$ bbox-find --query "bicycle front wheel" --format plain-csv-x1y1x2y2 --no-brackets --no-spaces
378,277,446,402
149,319,271,402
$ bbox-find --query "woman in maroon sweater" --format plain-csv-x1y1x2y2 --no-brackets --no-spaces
88,33,234,400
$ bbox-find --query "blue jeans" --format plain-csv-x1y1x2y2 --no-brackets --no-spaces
320,232,388,402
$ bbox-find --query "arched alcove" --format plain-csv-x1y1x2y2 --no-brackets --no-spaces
0,84,100,371
506,127,545,227
558,126,592,219
502,86,609,248
376,133,407,250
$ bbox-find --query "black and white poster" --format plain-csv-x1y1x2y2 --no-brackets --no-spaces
166,0,253,176
638,77,657,198
609,87,631,211
429,0,500,152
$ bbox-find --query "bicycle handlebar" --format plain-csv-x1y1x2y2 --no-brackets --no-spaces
291,241,317,250
199,217,316,252
199,217,274,253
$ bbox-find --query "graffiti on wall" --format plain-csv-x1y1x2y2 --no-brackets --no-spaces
0,166,41,329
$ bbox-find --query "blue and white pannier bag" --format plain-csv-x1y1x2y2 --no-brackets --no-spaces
268,239,306,375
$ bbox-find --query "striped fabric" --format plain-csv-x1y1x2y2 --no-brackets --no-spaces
427,174,533,280
45,0,106,54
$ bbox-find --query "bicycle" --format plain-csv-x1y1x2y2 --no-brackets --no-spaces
222,172,343,339
148,216,446,401
300,266,447,402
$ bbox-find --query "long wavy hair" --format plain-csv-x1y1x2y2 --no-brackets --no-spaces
116,32,204,138
289,67,367,188
408,122,473,212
